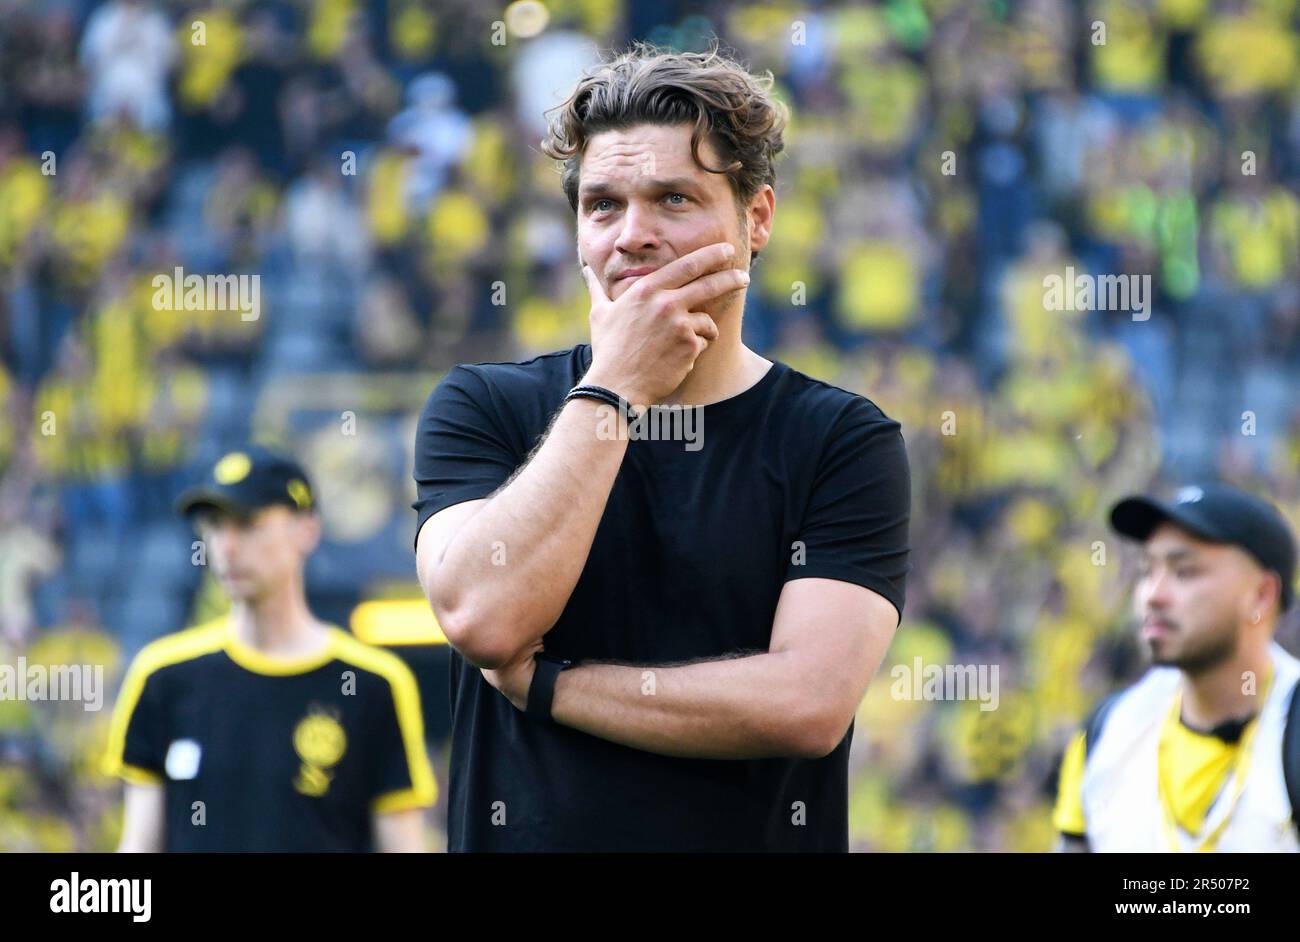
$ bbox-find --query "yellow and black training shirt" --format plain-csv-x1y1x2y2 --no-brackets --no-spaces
103,619,436,851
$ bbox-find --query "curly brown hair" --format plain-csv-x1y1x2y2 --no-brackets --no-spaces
541,42,787,217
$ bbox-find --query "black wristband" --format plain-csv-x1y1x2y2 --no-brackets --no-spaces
526,653,573,721
565,384,642,425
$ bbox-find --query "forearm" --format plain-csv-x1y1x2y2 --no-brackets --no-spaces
116,783,164,852
549,651,836,760
432,396,628,663
373,808,428,852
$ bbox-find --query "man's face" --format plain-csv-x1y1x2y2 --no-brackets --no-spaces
1134,522,1264,672
574,123,769,311
194,505,319,602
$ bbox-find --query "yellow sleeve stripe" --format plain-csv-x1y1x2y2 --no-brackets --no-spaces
101,621,229,779
372,788,434,814
333,632,439,811
1052,729,1088,836
118,763,164,787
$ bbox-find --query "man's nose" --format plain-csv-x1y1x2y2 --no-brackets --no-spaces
1141,567,1171,610
614,201,660,255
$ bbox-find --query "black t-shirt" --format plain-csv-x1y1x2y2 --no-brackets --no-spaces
103,621,437,852
413,343,910,851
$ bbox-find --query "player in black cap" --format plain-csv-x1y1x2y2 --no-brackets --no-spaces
103,446,437,851
1054,483,1300,851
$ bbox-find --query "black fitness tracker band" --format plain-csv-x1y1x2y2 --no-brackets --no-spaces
526,653,574,721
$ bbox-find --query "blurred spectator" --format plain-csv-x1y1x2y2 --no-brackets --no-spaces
386,72,472,209
78,0,176,132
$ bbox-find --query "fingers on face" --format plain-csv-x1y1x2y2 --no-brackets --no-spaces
641,242,736,294
685,312,720,342
672,267,750,310
582,265,609,304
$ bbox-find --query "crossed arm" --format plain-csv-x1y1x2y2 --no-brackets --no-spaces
417,435,898,762
499,578,898,760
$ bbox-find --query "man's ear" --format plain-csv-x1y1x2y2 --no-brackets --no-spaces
1263,570,1285,621
746,184,775,260
1245,564,1284,624
297,512,323,555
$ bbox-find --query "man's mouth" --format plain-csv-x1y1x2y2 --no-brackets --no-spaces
1141,617,1177,640
614,266,659,281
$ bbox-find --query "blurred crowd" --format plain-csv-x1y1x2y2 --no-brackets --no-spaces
1,0,1298,851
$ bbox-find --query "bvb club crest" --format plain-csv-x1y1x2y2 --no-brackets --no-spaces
293,705,347,797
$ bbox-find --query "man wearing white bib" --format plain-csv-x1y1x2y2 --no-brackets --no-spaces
1055,483,1300,852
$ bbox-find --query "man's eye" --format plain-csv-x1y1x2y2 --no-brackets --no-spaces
665,193,688,205
591,199,614,213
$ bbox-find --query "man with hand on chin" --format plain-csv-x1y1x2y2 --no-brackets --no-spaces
413,44,910,852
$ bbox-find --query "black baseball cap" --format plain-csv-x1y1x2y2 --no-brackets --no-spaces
1109,483,1297,611
176,445,316,518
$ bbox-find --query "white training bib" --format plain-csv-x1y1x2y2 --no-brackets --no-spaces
1082,643,1300,853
